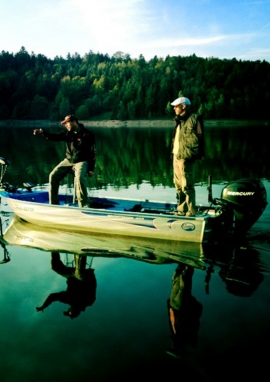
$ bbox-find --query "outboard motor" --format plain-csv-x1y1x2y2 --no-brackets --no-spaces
220,178,267,236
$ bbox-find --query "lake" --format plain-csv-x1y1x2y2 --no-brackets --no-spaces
0,123,269,381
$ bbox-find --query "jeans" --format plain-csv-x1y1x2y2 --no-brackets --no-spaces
173,155,196,215
49,158,88,207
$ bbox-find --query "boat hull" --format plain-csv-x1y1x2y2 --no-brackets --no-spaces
0,193,213,243
1,215,206,268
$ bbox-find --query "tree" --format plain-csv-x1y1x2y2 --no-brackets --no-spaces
0,47,270,121
76,104,89,120
30,95,49,119
59,97,71,117
84,96,101,117
127,101,136,120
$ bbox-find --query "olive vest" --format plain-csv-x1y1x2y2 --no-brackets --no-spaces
172,113,204,160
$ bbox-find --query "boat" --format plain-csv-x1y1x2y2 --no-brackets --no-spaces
0,156,267,244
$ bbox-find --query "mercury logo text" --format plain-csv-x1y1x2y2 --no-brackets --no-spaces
227,191,255,196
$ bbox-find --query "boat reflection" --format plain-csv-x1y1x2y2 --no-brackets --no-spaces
1,215,265,287
218,247,264,297
1,215,207,269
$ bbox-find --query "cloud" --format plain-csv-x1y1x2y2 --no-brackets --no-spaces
141,33,255,49
259,22,270,31
238,48,270,61
51,0,154,56
68,0,149,32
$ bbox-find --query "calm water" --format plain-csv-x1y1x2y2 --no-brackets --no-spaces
0,124,269,381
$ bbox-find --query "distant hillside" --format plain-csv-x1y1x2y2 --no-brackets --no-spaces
1,47,270,122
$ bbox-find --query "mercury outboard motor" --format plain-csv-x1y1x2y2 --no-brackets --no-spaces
220,178,267,236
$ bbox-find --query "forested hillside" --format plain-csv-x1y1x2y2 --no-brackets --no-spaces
1,47,269,121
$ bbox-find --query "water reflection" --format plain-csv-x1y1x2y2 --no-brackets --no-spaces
0,214,207,266
167,264,203,358
1,214,265,305
36,253,96,319
218,247,264,297
0,211,269,380
165,244,264,359
0,125,269,381
0,125,269,190
0,241,10,264
204,244,265,296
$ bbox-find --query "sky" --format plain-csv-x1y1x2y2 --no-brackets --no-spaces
1,0,270,62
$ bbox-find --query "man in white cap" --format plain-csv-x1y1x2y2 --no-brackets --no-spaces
33,115,96,208
171,96,204,216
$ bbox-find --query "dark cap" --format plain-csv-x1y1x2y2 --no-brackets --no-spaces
61,115,78,125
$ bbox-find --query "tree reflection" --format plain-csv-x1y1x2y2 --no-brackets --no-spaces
1,125,269,190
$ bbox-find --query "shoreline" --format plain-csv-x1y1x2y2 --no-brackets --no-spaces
0,119,269,128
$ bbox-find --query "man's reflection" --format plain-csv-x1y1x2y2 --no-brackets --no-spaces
166,263,203,358
0,242,11,264
36,252,97,319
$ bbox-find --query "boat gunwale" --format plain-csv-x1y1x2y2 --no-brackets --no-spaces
1,194,213,221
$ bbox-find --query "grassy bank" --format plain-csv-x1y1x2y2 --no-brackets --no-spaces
0,119,269,128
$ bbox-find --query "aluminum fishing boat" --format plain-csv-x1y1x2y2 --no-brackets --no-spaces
0,157,267,244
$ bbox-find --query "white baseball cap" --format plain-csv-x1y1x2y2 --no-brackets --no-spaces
171,97,191,106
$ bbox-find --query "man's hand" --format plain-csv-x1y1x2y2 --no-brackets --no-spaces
33,129,43,135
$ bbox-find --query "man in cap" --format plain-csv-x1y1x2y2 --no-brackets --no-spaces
33,115,96,207
171,97,204,216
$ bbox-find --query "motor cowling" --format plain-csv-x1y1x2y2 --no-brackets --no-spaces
220,178,268,234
